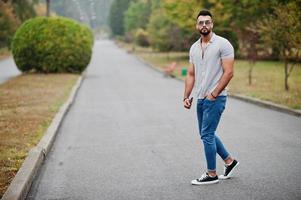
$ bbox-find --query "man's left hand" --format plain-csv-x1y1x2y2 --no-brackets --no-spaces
206,93,216,100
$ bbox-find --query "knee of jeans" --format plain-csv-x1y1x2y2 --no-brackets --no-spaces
201,133,215,145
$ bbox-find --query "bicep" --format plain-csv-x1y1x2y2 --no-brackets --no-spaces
221,58,234,73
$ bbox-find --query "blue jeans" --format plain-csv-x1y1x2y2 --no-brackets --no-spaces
197,96,230,172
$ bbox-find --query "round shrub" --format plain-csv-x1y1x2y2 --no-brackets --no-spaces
11,17,94,73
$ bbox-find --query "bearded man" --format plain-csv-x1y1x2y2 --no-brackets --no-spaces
183,9,239,185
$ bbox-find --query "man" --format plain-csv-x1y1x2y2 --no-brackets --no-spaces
183,10,239,185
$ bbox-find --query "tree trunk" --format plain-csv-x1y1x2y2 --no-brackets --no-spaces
46,0,50,17
246,31,258,86
284,59,289,91
248,62,254,85
167,51,170,60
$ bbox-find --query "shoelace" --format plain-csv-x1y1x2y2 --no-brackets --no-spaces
197,173,208,181
224,163,232,175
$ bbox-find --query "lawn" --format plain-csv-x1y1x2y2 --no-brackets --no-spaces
118,42,301,109
0,74,79,197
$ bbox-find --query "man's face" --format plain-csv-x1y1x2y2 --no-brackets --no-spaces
196,15,213,36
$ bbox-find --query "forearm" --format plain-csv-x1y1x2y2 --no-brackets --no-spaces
212,71,233,97
184,74,195,98
211,58,234,97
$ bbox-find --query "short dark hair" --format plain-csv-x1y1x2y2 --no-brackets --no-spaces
196,10,213,19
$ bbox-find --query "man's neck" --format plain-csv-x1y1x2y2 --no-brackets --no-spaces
201,32,213,43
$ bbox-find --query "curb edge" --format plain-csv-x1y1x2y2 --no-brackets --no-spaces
229,94,301,117
1,74,84,200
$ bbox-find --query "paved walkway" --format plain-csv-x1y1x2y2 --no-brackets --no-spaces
0,57,20,84
27,40,301,200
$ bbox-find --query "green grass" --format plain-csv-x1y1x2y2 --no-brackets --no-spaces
118,41,301,109
230,60,301,109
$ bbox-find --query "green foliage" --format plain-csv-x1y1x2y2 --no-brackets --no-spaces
220,0,276,28
147,9,187,51
109,0,132,35
259,2,301,59
163,0,200,33
124,0,151,33
258,1,301,90
214,28,239,54
150,0,161,10
205,0,239,52
134,28,149,46
218,0,279,58
0,0,39,49
118,0,300,63
8,0,39,22
0,1,20,48
163,0,240,53
159,0,208,51
11,17,94,73
147,9,173,51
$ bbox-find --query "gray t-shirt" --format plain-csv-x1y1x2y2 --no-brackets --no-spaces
189,33,234,99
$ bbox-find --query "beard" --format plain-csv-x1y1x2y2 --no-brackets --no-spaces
199,28,211,36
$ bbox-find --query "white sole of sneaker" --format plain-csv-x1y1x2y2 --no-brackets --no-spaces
218,175,230,180
191,179,219,185
219,161,239,180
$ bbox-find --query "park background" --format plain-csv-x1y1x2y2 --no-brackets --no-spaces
0,0,300,198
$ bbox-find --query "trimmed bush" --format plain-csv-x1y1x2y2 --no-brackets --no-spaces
134,28,149,47
11,17,94,73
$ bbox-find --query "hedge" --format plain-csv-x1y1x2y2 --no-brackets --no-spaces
11,17,94,73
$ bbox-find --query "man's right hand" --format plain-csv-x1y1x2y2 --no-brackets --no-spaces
183,97,193,109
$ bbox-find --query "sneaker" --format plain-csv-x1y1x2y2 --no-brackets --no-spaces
191,173,219,185
219,159,239,180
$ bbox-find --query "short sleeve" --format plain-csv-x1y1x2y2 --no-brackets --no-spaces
189,47,193,63
220,39,234,59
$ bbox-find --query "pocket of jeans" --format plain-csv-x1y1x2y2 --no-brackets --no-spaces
203,98,215,109
204,98,216,103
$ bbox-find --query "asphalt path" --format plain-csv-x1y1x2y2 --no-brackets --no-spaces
27,40,301,200
0,57,20,84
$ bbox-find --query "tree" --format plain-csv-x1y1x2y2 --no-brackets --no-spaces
0,0,40,48
161,0,236,51
46,0,50,16
219,0,278,85
154,0,203,50
0,1,20,48
258,2,301,91
109,0,132,35
4,0,39,22
147,9,173,51
163,0,201,33
124,0,151,33
147,8,184,51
